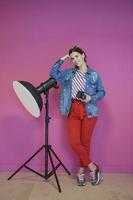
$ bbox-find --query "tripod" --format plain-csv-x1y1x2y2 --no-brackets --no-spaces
8,90,71,193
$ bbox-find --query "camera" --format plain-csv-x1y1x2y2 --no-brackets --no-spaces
76,91,86,100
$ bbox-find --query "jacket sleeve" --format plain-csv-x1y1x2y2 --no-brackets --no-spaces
49,59,66,80
91,74,106,103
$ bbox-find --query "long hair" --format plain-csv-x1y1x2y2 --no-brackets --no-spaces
68,46,87,63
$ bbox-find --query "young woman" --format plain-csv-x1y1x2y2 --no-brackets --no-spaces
50,46,105,186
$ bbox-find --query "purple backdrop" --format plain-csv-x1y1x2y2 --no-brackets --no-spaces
0,0,133,173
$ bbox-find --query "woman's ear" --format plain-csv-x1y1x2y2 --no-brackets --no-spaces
82,53,85,59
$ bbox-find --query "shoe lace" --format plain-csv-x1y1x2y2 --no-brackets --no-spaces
89,171,96,180
77,174,85,181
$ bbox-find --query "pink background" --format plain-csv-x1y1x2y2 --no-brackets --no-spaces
0,0,133,173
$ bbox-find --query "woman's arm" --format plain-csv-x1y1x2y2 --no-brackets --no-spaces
49,54,69,80
90,75,105,103
80,74,105,104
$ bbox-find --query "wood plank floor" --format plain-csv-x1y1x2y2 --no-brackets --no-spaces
0,173,133,200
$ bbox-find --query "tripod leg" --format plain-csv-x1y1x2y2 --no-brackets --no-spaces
50,148,71,175
48,149,62,193
8,145,44,180
8,163,26,180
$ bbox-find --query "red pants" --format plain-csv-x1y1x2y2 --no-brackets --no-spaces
67,100,97,168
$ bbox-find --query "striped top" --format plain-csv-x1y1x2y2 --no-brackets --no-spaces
71,70,86,99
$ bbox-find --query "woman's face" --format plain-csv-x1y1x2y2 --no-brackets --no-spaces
69,51,85,68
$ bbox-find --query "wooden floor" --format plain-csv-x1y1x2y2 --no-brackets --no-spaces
0,172,133,200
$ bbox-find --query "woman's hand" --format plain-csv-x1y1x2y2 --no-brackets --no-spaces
60,54,70,61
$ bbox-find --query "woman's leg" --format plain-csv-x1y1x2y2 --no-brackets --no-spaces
67,115,90,168
80,116,97,168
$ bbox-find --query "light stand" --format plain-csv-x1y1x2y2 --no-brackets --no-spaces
8,78,71,193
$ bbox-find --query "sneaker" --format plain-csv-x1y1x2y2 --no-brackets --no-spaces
89,165,102,186
77,173,86,186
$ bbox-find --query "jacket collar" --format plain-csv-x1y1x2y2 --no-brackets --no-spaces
72,65,94,74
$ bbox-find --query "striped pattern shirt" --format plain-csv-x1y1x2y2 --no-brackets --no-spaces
71,70,86,99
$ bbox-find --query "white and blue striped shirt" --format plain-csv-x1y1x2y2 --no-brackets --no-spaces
71,70,86,99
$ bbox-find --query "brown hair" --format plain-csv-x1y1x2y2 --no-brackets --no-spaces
69,46,87,62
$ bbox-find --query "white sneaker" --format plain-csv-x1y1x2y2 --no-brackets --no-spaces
77,173,86,186
89,165,102,186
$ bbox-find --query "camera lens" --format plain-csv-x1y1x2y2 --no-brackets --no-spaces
76,91,86,100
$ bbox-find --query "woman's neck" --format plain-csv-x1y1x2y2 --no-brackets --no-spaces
78,63,88,73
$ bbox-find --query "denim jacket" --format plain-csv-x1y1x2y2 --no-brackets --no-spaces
50,59,105,118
